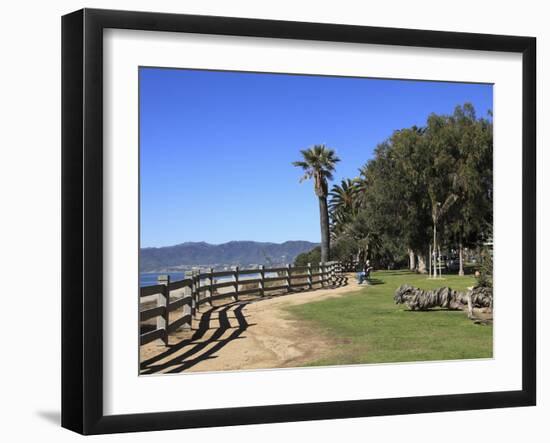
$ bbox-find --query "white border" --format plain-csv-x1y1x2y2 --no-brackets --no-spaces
103,29,523,416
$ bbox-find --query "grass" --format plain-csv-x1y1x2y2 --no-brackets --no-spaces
285,270,493,366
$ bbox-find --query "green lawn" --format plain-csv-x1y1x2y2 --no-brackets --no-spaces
286,270,493,366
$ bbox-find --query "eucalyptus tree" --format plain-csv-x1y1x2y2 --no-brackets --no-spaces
342,210,381,264
361,128,432,272
346,131,419,270
429,195,458,277
384,127,432,272
293,144,340,263
445,104,493,275
422,112,465,277
356,146,400,264
323,104,492,275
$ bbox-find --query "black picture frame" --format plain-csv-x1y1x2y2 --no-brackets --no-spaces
62,8,536,435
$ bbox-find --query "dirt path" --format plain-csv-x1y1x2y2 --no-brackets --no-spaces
140,275,362,374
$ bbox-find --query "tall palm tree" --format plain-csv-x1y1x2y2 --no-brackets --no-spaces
293,145,340,263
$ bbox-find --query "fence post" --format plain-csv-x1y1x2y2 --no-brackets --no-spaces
196,269,202,307
192,269,200,313
185,271,196,317
307,262,312,290
157,275,170,346
182,278,192,330
204,268,212,307
286,264,291,292
233,266,239,301
259,264,265,296
208,267,214,306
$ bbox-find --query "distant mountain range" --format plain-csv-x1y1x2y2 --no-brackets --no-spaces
140,240,318,272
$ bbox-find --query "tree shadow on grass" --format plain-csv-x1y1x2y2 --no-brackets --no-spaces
401,308,463,313
365,278,385,285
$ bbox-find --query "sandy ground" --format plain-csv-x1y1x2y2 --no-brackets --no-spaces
140,275,362,374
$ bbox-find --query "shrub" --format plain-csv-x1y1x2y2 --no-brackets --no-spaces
476,248,493,288
294,246,321,266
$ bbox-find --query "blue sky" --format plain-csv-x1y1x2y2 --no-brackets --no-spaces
140,68,492,247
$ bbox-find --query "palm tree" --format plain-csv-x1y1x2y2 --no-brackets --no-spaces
293,145,340,262
355,164,371,208
330,179,358,217
329,178,359,236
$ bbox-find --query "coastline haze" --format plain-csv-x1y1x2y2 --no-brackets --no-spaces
140,239,319,273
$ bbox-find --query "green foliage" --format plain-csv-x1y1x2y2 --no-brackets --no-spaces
286,270,492,366
439,104,493,249
330,235,359,263
292,144,340,198
329,178,359,235
294,246,322,266
477,248,493,288
327,103,493,271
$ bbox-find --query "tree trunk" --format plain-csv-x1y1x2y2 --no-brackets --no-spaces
438,245,442,278
428,243,433,278
432,223,437,278
318,196,330,263
408,249,416,271
417,254,427,274
458,241,465,276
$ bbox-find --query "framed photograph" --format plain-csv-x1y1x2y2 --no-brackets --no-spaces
62,8,536,435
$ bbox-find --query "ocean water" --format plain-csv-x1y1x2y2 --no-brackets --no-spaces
140,272,187,287
140,271,277,287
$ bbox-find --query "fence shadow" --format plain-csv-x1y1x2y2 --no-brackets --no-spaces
140,274,350,374
140,302,251,374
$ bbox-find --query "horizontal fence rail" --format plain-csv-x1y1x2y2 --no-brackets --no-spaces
139,261,347,347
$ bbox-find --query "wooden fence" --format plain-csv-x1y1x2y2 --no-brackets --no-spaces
139,261,346,347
